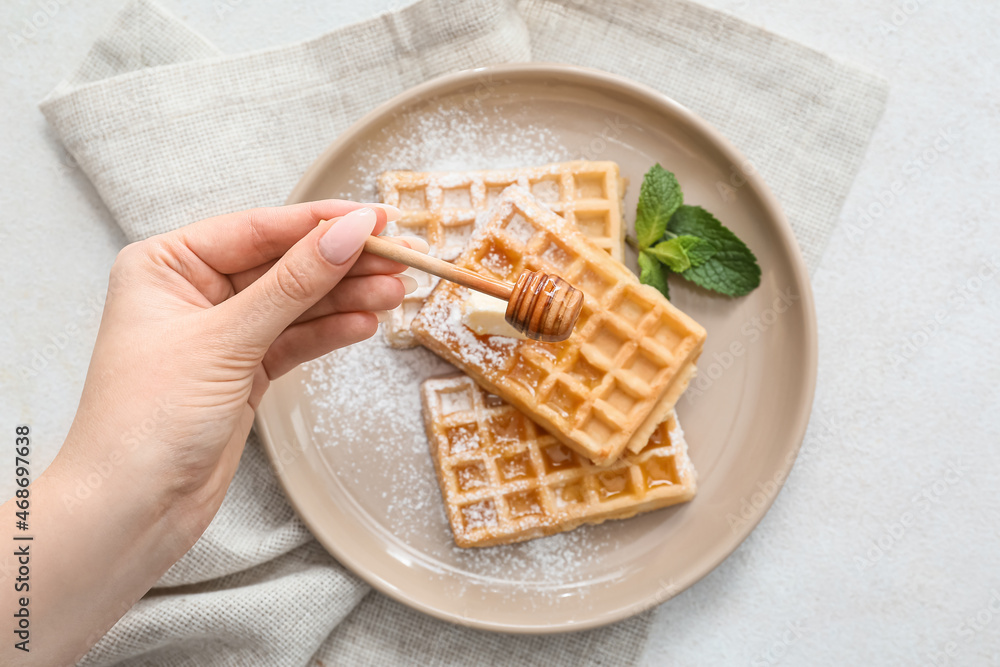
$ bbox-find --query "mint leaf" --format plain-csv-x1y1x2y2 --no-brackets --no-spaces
684,236,717,268
646,240,689,272
646,235,714,272
631,163,760,299
668,205,761,296
638,250,670,300
635,164,683,249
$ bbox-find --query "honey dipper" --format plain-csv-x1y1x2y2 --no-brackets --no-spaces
364,235,584,342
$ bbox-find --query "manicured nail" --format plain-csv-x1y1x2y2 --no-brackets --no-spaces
396,274,418,295
401,236,429,254
319,208,377,265
368,203,401,222
374,310,389,323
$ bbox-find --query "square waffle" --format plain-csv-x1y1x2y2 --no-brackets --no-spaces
378,161,626,348
421,375,697,548
411,186,706,466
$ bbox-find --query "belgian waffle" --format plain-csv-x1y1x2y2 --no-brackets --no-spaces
421,375,697,548
411,186,706,466
378,161,626,348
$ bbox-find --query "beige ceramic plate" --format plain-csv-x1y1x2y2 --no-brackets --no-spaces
256,64,817,632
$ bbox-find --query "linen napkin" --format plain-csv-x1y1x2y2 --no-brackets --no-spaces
40,0,886,664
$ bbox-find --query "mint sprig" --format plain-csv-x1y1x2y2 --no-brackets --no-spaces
632,164,760,298
638,250,672,299
646,235,713,273
635,166,683,248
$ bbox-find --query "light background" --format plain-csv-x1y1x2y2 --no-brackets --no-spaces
1,1,997,665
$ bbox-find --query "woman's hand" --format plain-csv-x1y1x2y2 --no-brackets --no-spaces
2,200,422,665
64,200,419,534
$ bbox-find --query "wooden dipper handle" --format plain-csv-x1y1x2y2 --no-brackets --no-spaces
364,236,513,301
363,235,583,342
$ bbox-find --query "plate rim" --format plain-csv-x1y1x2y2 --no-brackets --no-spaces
260,62,818,633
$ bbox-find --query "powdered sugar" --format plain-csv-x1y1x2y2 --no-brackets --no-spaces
669,417,698,484
342,101,571,203
438,386,473,415
416,286,520,374
459,499,497,529
301,330,628,591
447,424,480,455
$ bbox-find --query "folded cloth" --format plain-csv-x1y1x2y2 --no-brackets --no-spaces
40,0,886,664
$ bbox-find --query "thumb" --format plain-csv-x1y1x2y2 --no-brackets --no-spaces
225,206,378,346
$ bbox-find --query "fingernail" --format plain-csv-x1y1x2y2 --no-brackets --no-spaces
368,203,401,222
374,310,389,323
396,274,418,295
319,208,377,265
402,236,429,254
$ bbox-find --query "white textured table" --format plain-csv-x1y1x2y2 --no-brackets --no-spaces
2,1,997,665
